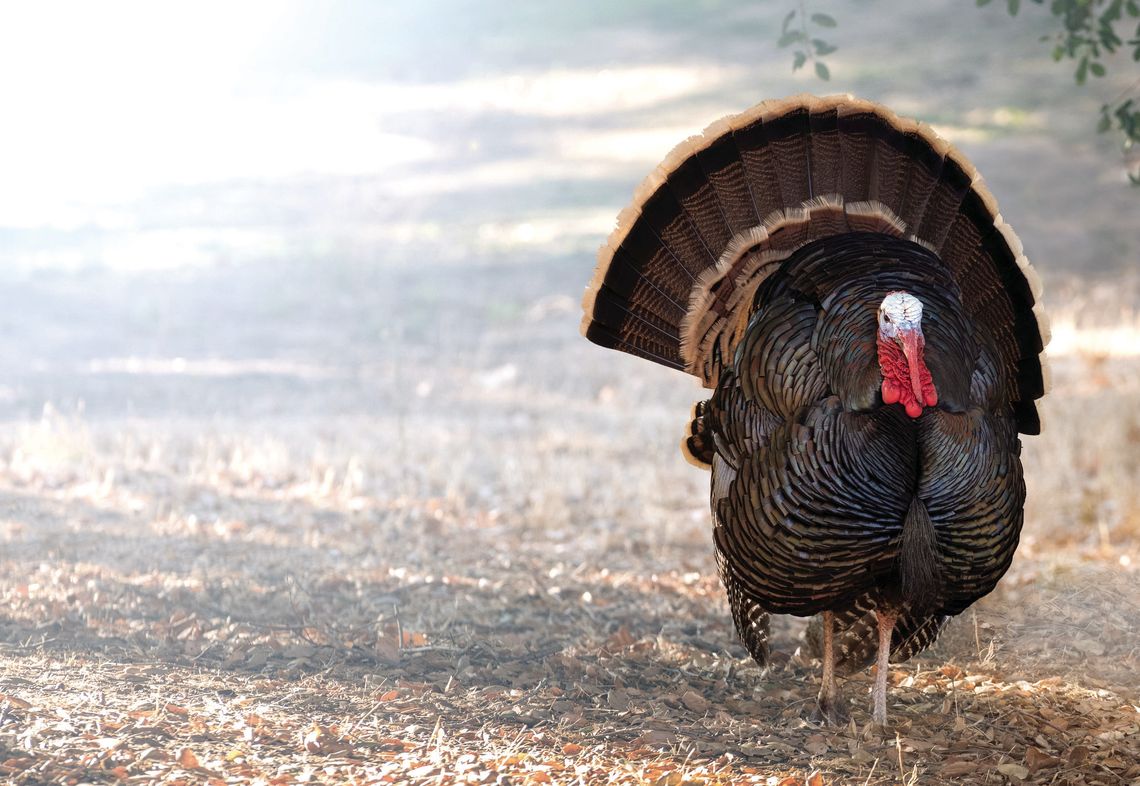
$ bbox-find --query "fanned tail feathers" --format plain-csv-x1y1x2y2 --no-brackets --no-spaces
581,94,1048,435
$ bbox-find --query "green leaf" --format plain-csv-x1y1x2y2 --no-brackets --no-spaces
1128,0,1140,17
812,38,837,55
782,9,796,32
793,51,807,71
1098,113,1112,132
1100,24,1123,49
778,30,804,47
815,61,831,80
1008,0,1021,14
811,12,837,27
1089,61,1107,75
1053,44,1065,60
1076,56,1089,83
977,0,993,5
1101,0,1124,23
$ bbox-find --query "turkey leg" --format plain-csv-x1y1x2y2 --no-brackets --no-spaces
872,608,898,727
813,611,848,725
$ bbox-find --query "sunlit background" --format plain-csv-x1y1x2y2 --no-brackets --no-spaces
1,1,1136,368
0,0,1138,781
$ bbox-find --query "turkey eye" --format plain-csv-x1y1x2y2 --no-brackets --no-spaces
883,314,891,323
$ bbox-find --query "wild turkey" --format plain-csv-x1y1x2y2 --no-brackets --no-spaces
580,94,1048,727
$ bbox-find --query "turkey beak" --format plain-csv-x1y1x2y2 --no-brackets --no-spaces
899,328,926,404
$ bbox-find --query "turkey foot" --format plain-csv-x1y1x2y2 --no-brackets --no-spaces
810,611,849,726
812,690,850,726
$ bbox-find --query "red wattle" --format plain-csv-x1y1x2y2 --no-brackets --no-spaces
877,330,938,419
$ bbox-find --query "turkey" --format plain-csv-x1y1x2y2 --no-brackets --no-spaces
580,94,1048,727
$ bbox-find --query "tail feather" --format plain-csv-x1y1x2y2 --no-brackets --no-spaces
582,321,685,371
581,94,1048,435
807,106,842,197
599,247,688,323
640,187,718,275
766,106,814,207
695,134,761,235
867,119,912,211
733,112,790,219
914,151,972,251
667,155,733,255
895,129,942,232
589,292,679,347
835,102,878,201
900,497,944,613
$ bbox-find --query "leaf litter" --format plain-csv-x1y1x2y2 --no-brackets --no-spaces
0,311,1137,784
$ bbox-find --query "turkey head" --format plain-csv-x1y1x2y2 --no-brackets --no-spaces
877,291,938,418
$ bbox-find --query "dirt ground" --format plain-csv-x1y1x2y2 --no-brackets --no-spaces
2,1,1139,784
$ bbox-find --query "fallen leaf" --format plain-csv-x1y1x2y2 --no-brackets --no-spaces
632,730,677,747
1025,747,1062,772
375,637,401,665
164,703,190,716
562,743,582,755
940,761,977,776
607,689,630,711
177,747,200,769
807,771,825,786
0,695,31,710
681,690,710,714
1068,746,1090,765
997,762,1028,780
805,735,828,756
